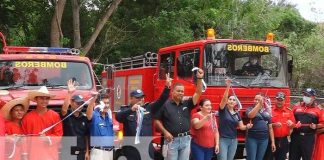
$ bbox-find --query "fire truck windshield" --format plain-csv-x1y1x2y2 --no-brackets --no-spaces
0,60,93,89
204,43,288,87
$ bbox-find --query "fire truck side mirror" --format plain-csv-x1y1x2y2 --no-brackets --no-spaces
288,60,293,73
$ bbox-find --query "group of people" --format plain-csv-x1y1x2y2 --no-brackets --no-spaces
0,79,114,160
0,66,323,160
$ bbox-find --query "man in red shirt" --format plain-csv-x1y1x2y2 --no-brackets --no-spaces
271,92,295,160
22,86,63,160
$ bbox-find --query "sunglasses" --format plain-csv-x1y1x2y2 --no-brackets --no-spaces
276,98,284,101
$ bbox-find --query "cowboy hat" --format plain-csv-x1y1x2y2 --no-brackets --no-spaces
28,86,55,101
0,97,29,120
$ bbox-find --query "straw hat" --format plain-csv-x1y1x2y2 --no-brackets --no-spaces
28,86,55,101
0,97,29,120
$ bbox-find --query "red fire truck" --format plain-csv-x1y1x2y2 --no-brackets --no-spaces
103,29,293,158
0,32,97,112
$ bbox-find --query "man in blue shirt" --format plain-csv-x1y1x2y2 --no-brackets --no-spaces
86,94,114,160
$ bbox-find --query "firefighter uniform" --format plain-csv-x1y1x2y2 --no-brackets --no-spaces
289,102,320,160
271,106,295,160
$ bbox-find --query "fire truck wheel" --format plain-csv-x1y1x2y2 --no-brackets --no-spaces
117,146,141,160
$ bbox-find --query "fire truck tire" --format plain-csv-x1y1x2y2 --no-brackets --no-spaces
114,146,141,160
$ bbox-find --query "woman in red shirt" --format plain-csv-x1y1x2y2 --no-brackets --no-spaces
313,103,324,160
191,98,219,160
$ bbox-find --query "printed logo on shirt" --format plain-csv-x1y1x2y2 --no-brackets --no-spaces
183,107,187,111
99,123,105,127
296,108,303,112
283,113,291,117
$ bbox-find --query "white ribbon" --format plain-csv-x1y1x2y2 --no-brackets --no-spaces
230,86,242,111
264,96,272,116
7,136,20,159
210,112,218,132
135,106,145,144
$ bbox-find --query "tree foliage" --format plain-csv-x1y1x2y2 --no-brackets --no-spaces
0,0,323,90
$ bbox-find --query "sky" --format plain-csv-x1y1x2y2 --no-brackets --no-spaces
285,0,324,22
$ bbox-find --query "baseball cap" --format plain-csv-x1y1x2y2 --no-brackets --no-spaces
71,95,84,104
275,92,285,99
130,89,145,98
303,88,316,96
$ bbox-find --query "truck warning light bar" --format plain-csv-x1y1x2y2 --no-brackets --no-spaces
3,46,80,55
1,32,80,55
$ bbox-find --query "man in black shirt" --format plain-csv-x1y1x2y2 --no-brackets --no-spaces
115,73,172,160
155,68,204,160
61,79,89,160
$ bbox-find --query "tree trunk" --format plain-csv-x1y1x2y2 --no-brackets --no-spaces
50,0,67,47
72,0,81,48
83,0,123,55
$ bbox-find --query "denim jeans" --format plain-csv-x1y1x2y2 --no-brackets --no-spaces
164,135,191,160
191,141,214,160
245,137,268,160
217,137,238,160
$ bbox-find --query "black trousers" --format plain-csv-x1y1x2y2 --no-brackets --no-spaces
289,133,315,160
273,137,289,160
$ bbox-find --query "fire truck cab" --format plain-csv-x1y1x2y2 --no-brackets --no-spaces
0,32,97,111
104,29,293,158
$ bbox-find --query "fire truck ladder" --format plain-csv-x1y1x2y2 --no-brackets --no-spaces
113,52,158,70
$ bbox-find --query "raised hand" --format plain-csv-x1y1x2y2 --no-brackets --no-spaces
67,79,76,94
225,78,232,87
131,103,140,112
196,68,204,79
165,73,173,88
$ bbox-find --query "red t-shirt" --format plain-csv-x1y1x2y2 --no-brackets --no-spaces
191,112,217,148
5,121,23,135
22,109,63,160
271,106,295,137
